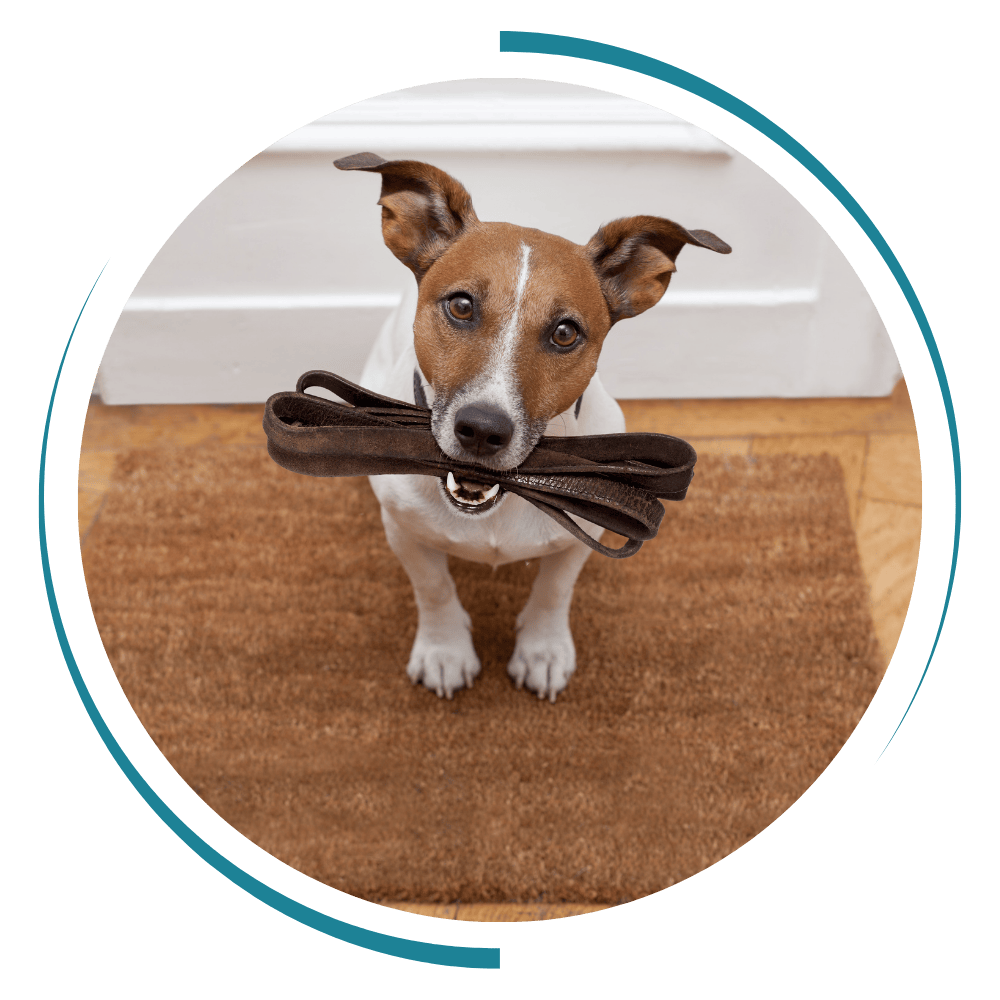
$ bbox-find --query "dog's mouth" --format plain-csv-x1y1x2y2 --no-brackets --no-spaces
440,471,504,514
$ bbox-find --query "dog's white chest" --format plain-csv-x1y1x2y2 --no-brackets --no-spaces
370,472,579,566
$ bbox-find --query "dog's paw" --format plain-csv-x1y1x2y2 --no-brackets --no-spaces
508,611,577,703
406,622,481,699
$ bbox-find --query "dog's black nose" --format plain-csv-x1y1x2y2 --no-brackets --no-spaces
453,404,514,456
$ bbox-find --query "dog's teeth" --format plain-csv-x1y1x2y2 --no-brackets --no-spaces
445,470,500,507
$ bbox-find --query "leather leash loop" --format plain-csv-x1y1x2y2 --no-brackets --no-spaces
265,370,697,558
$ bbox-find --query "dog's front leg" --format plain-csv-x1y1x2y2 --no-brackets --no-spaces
380,510,480,699
509,540,592,703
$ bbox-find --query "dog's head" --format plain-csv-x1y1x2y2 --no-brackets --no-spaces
336,152,730,484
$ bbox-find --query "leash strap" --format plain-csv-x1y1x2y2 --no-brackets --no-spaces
263,370,697,558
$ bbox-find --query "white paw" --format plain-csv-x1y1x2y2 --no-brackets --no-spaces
508,609,577,703
406,613,481,699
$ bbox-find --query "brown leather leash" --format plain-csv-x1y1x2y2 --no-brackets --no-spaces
263,370,697,558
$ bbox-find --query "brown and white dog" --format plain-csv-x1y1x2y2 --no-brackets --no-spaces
337,152,730,702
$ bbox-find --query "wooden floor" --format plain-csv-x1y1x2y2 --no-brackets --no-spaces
79,379,920,923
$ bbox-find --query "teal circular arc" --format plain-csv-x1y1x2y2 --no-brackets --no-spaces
39,276,501,967
499,31,959,752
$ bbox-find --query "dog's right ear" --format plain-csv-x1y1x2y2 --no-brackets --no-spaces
586,215,731,325
335,152,479,280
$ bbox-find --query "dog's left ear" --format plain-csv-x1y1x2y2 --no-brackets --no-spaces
586,216,731,324
335,152,479,280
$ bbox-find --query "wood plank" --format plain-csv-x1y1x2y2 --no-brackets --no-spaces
379,902,459,919
456,903,611,922
82,401,266,452
379,901,612,921
619,378,914,437
854,498,922,664
685,436,751,457
862,434,922,506
78,450,118,541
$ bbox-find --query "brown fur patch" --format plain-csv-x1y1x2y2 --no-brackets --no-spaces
586,216,731,323
334,155,479,279
414,223,612,423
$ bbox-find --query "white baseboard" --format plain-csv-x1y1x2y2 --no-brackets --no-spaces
97,306,393,405
97,292,900,404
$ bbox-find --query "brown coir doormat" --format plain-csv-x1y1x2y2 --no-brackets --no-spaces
82,445,881,904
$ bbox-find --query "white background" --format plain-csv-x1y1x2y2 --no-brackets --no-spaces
96,78,901,404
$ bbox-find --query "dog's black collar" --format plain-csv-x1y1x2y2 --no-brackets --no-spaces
413,368,429,409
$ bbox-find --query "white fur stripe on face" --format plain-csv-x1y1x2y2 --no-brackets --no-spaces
515,242,531,298
490,243,532,388
437,242,541,468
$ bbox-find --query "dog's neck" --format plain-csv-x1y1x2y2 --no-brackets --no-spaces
413,367,429,409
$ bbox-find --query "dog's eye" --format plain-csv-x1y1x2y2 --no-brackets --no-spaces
551,322,580,348
447,294,475,321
